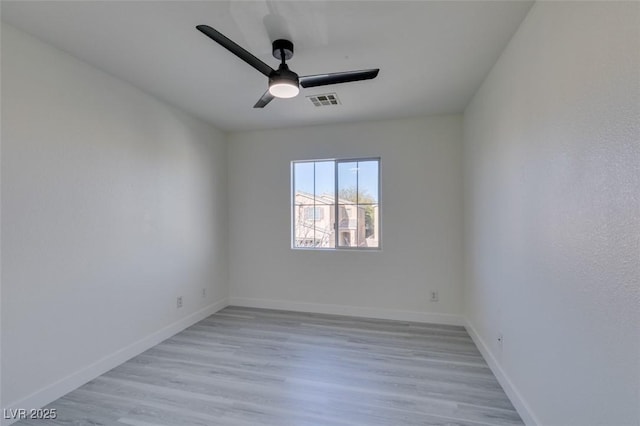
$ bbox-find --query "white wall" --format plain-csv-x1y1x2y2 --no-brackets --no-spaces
1,24,228,415
228,116,464,324
463,2,639,425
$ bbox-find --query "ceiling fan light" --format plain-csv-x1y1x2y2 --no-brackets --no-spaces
268,66,300,99
269,81,300,98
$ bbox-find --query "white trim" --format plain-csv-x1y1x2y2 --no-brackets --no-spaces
1,298,229,426
464,318,540,426
229,297,464,326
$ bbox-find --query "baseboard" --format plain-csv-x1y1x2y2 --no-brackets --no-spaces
229,297,464,326
464,318,540,426
1,298,228,426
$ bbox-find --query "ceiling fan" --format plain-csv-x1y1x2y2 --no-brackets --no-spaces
196,25,380,108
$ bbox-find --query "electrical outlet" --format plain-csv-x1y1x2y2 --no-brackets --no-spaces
176,296,183,309
202,288,206,298
430,291,439,302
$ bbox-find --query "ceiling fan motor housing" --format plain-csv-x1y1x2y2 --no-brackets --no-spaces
272,39,294,61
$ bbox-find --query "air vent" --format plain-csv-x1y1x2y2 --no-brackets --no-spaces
307,93,341,107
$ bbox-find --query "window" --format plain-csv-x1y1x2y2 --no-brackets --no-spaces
292,158,380,250
304,206,324,221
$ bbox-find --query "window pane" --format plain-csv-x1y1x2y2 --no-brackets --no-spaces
314,161,334,198
294,162,314,200
337,204,358,247
337,161,357,205
357,160,379,204
314,203,335,248
363,204,379,248
293,204,315,247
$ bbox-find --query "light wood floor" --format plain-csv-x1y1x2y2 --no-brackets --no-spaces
18,306,523,425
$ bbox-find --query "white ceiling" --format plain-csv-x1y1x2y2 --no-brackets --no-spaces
1,1,533,132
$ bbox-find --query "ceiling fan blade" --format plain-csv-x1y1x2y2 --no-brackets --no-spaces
299,69,379,88
196,25,275,77
254,90,275,108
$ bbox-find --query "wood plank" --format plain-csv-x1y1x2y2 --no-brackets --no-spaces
16,307,522,426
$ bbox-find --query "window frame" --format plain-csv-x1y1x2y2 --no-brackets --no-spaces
291,157,381,251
